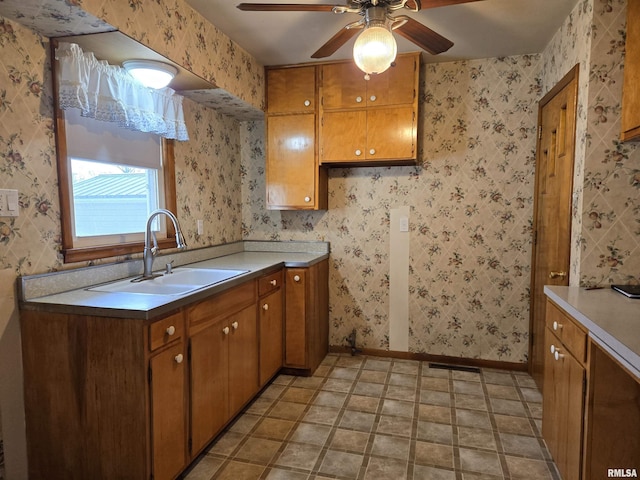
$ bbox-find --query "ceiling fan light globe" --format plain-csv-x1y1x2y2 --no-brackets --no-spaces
353,25,397,75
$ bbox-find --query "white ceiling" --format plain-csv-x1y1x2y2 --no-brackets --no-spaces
186,0,580,67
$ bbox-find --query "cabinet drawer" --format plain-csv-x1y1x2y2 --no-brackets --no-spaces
149,311,184,352
188,280,256,331
259,270,283,297
546,301,587,363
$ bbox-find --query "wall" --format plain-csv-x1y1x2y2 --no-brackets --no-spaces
242,54,542,363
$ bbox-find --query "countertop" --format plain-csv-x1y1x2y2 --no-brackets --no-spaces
19,250,328,320
544,285,640,379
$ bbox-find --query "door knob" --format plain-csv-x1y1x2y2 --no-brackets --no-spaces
549,271,567,279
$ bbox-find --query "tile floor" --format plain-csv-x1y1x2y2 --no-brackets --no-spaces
183,354,560,480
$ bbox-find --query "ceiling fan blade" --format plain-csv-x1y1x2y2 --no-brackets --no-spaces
419,0,483,9
395,17,453,55
237,3,336,11
311,25,361,58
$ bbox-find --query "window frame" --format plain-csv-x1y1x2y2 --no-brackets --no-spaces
52,41,178,264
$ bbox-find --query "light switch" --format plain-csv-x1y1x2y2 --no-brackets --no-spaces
399,216,409,232
0,189,19,217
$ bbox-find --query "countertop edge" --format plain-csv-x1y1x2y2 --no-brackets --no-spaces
544,286,640,380
20,251,329,320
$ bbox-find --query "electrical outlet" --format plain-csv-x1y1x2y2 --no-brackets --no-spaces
197,219,204,235
0,189,19,217
399,216,409,232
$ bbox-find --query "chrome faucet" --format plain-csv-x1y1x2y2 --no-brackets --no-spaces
138,209,187,280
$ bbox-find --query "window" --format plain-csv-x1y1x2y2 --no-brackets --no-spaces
55,108,177,264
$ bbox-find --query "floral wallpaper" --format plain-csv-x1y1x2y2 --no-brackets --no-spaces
0,18,243,276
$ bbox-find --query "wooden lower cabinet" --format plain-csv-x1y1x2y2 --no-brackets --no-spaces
20,262,329,479
150,342,188,480
188,281,259,457
543,325,585,480
20,309,188,480
259,270,284,386
284,259,329,374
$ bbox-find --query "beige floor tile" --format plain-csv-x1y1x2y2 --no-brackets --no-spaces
494,414,534,436
281,387,315,404
288,422,331,446
252,418,296,440
353,381,385,397
183,455,223,480
483,370,515,386
455,393,488,411
499,432,545,459
330,428,370,453
455,409,492,430
321,378,353,393
381,398,415,418
459,448,503,476
452,370,482,382
454,380,484,396
359,369,389,384
420,390,452,407
376,414,414,437
417,420,454,444
302,405,340,426
363,358,392,371
490,398,527,417
371,434,411,460
413,464,456,480
422,366,451,378
421,376,450,392
214,460,265,480
418,404,452,424
206,431,244,456
364,456,408,479
339,410,375,432
505,456,553,479
486,384,520,400
313,391,347,408
318,449,364,478
234,437,281,464
414,441,454,468
268,400,307,421
274,443,321,471
329,366,359,381
458,426,497,451
265,467,309,480
347,394,380,413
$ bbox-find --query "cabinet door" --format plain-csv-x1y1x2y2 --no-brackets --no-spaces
150,343,187,480
320,110,367,163
267,66,316,114
321,62,367,110
542,329,561,463
285,268,307,368
228,305,259,416
621,0,640,141
366,54,418,107
267,113,317,209
259,289,284,386
190,318,229,455
557,349,585,480
366,106,416,161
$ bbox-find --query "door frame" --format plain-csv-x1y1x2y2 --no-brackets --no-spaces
528,64,579,376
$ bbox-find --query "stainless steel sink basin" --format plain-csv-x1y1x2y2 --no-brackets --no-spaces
88,267,249,295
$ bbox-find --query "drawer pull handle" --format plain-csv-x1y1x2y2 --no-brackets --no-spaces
223,326,230,335
355,149,362,156
263,303,269,311
550,344,556,354
552,321,563,331
293,275,301,282
356,96,363,103
304,196,311,203
174,353,184,364
369,148,376,155
270,279,277,286
304,99,311,107
554,350,564,361
166,325,176,336
370,95,377,102
232,321,239,330
549,271,567,279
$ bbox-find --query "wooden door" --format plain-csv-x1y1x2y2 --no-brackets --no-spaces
228,305,259,416
266,114,316,208
321,62,366,110
366,54,418,107
285,268,307,368
529,65,578,389
150,343,187,480
267,66,316,114
366,106,416,161
259,289,284,386
320,110,367,163
189,318,229,455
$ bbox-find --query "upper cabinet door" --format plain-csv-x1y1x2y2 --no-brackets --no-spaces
267,66,316,114
621,0,640,141
321,53,419,110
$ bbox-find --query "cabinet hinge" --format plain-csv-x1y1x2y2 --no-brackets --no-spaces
538,125,542,140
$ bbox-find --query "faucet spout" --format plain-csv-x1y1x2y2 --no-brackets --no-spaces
141,209,187,280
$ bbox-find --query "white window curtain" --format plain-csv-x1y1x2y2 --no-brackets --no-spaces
55,42,189,141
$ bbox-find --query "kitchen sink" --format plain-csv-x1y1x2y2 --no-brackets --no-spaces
88,267,249,295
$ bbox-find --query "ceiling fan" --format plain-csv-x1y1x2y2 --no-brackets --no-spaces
237,0,483,74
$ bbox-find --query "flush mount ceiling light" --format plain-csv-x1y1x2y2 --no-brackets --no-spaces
123,60,178,89
353,6,398,77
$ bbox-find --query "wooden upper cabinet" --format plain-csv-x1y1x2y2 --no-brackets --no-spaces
267,66,316,114
621,0,640,141
265,65,328,210
319,52,420,166
321,54,418,109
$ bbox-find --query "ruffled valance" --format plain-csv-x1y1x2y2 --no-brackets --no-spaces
55,42,189,141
